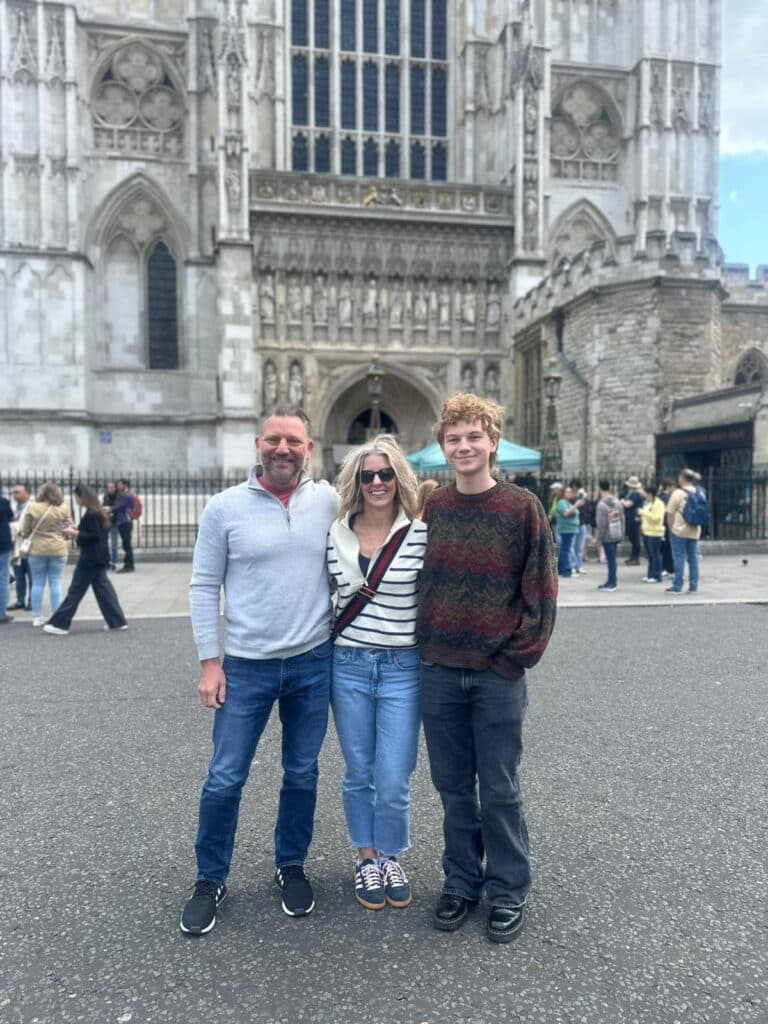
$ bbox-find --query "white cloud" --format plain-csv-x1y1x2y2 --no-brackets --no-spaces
721,3,768,155
728,190,738,202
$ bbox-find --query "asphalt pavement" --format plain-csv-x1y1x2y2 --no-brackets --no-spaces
1,603,766,1024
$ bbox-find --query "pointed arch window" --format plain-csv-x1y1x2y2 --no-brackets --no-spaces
734,349,768,386
147,242,178,370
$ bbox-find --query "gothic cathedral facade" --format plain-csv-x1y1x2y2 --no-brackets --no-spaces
1,0,766,475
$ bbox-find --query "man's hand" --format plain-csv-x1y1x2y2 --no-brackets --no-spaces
198,658,226,709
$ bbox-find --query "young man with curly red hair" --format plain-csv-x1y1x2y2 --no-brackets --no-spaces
416,393,557,943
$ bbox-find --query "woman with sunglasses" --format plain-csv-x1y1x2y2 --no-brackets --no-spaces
327,435,427,911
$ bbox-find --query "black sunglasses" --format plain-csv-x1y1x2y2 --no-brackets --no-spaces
360,468,396,484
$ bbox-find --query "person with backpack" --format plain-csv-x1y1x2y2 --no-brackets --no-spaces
595,480,625,592
114,478,137,573
665,469,707,594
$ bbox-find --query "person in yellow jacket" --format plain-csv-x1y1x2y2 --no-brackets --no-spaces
638,484,665,583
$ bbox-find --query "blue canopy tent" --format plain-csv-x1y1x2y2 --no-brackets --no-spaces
407,439,542,474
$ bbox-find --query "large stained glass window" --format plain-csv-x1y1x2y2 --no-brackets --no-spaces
289,0,449,179
147,242,178,370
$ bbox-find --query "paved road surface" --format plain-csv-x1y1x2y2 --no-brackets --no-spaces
1,607,766,1024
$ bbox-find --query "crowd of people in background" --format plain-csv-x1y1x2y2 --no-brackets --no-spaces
547,469,708,593
1,478,136,630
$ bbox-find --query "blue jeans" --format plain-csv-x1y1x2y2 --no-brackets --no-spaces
109,523,119,565
27,554,67,618
571,524,587,571
331,646,421,857
0,550,11,614
644,536,662,582
195,641,332,883
670,534,699,592
602,541,618,587
420,663,530,909
558,532,575,576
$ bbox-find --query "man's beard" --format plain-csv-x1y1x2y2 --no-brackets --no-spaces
262,454,302,486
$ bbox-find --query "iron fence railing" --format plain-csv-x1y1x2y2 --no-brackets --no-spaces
2,467,766,546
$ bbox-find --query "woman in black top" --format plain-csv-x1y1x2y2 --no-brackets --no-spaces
43,484,128,635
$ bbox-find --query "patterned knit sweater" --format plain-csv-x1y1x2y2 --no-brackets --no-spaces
416,481,558,680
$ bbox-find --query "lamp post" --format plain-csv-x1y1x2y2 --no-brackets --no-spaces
366,354,384,437
542,357,562,478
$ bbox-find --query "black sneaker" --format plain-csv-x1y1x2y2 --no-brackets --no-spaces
354,858,385,910
275,865,315,916
380,857,412,908
180,879,226,935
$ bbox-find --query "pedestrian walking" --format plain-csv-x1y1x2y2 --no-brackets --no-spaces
595,480,625,591
327,436,426,912
620,475,644,565
19,481,71,627
416,393,557,944
554,485,581,578
638,484,665,583
102,481,120,570
8,483,32,610
665,469,705,594
180,406,339,937
42,485,128,636
114,479,137,572
0,488,14,624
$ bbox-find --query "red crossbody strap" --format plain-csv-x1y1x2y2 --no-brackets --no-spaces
331,524,410,640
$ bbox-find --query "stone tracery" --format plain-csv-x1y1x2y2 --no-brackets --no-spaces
550,81,620,182
92,42,184,158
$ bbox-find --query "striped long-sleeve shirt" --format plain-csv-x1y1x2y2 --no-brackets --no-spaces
327,511,427,648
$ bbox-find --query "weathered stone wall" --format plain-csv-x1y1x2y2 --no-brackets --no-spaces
721,267,768,384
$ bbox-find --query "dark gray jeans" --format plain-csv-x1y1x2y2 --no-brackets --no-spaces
420,662,530,908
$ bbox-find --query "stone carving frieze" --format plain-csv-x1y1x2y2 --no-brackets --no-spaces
649,61,665,127
698,68,715,132
671,65,692,131
198,22,218,95
550,80,620,184
45,13,65,80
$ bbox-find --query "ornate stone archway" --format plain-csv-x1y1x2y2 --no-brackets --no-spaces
314,362,442,476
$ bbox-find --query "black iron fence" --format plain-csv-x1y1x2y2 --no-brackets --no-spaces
2,467,767,546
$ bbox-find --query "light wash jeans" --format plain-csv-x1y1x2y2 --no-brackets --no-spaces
570,524,588,571
195,642,332,882
670,534,700,593
0,550,11,615
27,554,67,618
331,646,421,857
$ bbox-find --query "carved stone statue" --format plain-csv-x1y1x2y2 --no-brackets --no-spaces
259,273,276,322
484,364,500,400
389,282,404,327
263,359,278,410
461,284,476,328
414,281,429,326
288,361,303,405
363,276,378,324
338,277,353,325
460,363,476,392
287,276,303,322
313,273,328,323
438,284,452,328
485,283,501,329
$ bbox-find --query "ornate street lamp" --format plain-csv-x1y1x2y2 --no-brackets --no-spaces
542,357,562,478
366,354,384,437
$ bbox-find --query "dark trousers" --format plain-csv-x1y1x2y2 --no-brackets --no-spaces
603,541,618,587
118,522,134,570
627,519,641,561
14,557,31,605
644,536,662,581
420,663,530,908
48,562,127,630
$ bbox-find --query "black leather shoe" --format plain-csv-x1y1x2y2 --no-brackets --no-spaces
487,905,525,943
433,894,477,932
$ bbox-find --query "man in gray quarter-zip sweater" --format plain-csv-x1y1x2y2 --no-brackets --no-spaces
180,408,339,937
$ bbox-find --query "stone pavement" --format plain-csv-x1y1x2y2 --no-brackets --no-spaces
5,552,766,627
1,607,766,1024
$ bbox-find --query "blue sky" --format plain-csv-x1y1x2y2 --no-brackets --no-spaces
718,3,768,272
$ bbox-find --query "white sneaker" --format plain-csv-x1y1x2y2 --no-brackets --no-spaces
103,624,129,631
43,624,69,636
32,617,43,627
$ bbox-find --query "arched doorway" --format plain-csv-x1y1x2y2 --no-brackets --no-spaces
346,409,399,444
317,365,440,477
